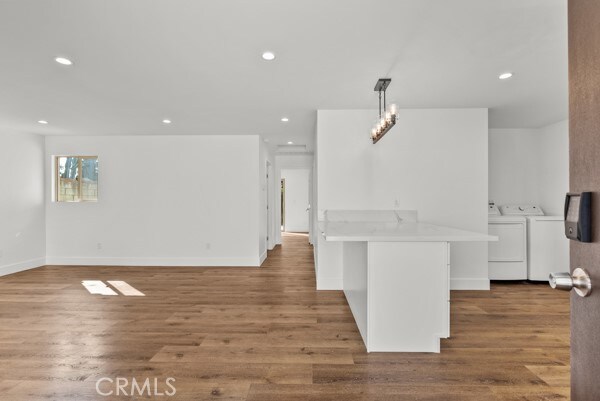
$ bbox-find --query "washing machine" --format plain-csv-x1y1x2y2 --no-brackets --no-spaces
488,205,527,280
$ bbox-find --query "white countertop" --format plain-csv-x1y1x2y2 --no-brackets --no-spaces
320,221,497,242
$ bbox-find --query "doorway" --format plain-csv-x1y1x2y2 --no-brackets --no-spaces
280,169,310,234
266,160,273,251
280,178,285,231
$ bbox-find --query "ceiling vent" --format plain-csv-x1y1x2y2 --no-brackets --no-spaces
276,144,307,153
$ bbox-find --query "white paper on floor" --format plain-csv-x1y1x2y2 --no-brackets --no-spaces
107,280,145,296
81,280,118,296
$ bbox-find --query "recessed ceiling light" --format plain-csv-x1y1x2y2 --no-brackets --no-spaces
162,119,172,124
262,51,275,61
499,72,513,80
37,120,48,124
55,57,73,66
287,141,294,145
281,117,289,122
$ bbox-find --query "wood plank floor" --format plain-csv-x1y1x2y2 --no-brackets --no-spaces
0,233,570,400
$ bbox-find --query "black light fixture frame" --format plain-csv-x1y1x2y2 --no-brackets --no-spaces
372,78,396,144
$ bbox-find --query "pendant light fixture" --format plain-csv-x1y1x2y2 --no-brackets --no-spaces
370,78,399,144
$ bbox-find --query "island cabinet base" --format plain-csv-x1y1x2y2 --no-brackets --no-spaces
343,241,450,353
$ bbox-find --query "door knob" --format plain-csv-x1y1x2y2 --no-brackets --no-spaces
549,268,592,297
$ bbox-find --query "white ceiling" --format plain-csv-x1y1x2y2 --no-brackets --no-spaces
0,0,567,150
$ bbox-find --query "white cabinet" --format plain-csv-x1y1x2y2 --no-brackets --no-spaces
344,241,450,353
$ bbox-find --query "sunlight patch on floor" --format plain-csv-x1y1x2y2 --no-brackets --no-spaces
108,280,145,296
81,280,118,296
82,280,145,296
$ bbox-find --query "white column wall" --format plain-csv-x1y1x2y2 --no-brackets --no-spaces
0,132,46,276
316,109,489,290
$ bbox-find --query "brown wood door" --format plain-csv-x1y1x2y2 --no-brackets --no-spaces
569,0,600,399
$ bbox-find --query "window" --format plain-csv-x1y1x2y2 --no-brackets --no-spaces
55,156,98,202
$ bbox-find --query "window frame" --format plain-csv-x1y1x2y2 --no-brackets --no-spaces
54,155,99,203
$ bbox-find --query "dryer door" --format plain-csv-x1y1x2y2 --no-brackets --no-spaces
488,223,526,262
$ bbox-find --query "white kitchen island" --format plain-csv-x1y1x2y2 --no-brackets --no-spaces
320,210,496,353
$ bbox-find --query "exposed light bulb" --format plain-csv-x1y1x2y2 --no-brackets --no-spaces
369,80,398,142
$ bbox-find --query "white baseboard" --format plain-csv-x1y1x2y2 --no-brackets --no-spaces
0,257,46,277
316,276,342,290
317,276,489,291
45,256,261,267
259,250,268,266
450,278,490,290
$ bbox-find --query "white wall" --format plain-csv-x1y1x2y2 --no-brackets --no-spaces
489,120,568,215
0,133,46,276
274,154,313,245
45,135,263,266
316,109,489,290
538,121,569,215
281,169,310,232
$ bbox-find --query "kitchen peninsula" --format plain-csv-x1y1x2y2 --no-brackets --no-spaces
320,210,496,353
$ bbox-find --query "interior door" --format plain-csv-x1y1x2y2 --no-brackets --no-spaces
568,0,600,399
266,161,272,250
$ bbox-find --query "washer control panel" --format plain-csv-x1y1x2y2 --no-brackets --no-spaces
500,205,545,216
488,204,501,216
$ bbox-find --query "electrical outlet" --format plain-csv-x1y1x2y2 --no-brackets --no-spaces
206,243,211,250
97,243,103,250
